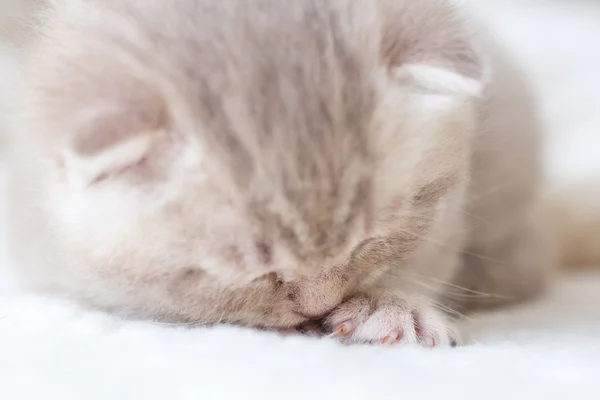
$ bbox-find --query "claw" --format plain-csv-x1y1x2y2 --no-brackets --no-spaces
331,321,355,337
420,335,437,347
382,336,395,345
381,330,403,345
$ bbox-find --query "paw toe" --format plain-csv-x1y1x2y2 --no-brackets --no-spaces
381,330,403,345
325,295,458,347
331,320,357,338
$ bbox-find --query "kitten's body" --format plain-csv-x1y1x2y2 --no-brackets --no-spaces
8,0,553,345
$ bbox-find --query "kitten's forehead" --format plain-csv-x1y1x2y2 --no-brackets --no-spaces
166,1,380,246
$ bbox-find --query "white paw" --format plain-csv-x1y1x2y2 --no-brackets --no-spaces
324,295,458,347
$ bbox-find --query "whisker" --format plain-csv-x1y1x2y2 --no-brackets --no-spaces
409,276,497,301
429,299,472,320
403,270,511,300
393,227,503,265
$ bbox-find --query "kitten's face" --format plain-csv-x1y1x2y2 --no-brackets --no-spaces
14,0,483,328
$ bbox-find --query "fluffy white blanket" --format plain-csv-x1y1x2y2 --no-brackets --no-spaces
2,1,600,399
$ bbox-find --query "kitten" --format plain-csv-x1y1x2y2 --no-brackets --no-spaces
7,0,554,346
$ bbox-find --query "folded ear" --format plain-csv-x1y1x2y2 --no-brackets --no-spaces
378,0,486,97
21,5,200,190
61,91,169,188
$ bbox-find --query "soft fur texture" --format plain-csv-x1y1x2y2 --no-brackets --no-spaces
7,0,554,346
5,0,600,398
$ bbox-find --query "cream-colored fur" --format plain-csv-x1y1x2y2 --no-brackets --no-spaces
546,184,600,268
7,0,556,345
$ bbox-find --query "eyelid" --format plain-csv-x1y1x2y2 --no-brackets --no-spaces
349,239,370,260
252,271,283,286
349,237,387,260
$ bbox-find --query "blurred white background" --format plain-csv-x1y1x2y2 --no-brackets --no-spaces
466,0,600,264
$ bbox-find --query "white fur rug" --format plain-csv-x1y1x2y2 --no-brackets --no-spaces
2,1,600,399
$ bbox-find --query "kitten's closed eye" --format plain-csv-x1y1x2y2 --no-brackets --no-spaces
413,175,460,207
253,271,283,286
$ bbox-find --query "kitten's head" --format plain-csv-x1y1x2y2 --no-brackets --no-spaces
16,0,485,327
